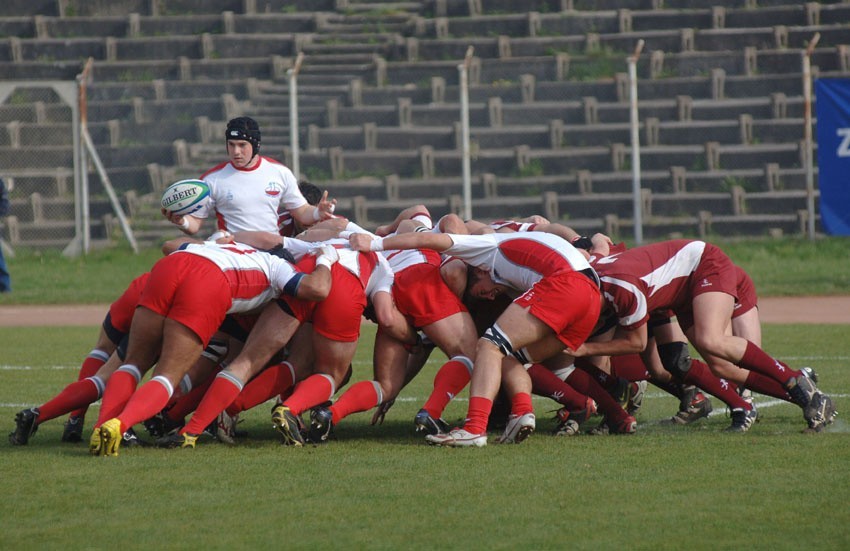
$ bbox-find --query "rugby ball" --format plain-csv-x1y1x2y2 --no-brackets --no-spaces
161,179,210,216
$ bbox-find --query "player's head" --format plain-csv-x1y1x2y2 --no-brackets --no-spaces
225,117,261,165
465,264,507,301
298,180,323,206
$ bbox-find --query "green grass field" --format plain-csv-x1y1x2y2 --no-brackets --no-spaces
1,322,848,549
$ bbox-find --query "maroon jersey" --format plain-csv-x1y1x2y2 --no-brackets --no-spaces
590,240,738,330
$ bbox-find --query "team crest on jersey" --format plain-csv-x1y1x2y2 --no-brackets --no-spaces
265,182,282,197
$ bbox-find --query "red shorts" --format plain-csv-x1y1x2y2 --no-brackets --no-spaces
282,257,366,342
139,253,232,346
106,272,150,338
513,270,601,350
675,244,739,330
393,263,467,328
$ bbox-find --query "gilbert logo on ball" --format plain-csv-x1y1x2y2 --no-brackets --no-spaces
161,179,211,215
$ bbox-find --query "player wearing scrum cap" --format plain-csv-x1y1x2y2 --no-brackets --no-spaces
161,116,336,236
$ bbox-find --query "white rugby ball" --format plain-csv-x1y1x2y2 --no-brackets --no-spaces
161,179,210,216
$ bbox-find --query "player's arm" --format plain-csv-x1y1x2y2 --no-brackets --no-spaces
232,230,284,250
350,231,454,253
569,324,648,357
290,190,337,226
534,222,580,242
288,245,338,301
371,290,418,345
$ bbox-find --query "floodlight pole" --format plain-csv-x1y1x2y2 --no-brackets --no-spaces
459,46,474,221
288,51,304,180
803,32,819,241
628,40,645,245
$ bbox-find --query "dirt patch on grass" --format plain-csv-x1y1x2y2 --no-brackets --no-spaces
0,297,848,327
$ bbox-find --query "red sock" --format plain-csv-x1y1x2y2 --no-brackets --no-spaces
527,364,588,410
745,371,792,402
329,381,381,424
684,360,750,410
95,367,141,428
463,396,493,435
564,368,628,423
611,354,650,381
229,362,295,415
164,374,216,422
69,350,109,418
739,341,800,385
182,372,244,435
116,376,173,433
510,392,533,416
38,377,104,423
422,357,472,418
283,374,334,416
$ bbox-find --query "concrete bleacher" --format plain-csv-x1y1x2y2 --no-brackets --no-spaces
0,0,845,249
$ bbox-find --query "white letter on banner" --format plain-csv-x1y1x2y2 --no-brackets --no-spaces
837,128,850,157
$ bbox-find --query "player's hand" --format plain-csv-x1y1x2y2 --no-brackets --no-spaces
349,233,375,252
316,190,338,220
564,344,588,357
315,244,339,269
371,399,395,425
525,214,550,225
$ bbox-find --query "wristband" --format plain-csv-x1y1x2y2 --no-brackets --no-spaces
316,255,334,269
338,230,353,239
570,236,593,250
369,238,385,252
313,207,321,221
179,218,190,231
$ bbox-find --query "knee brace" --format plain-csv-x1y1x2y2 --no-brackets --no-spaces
482,323,524,361
657,342,692,381
201,338,229,365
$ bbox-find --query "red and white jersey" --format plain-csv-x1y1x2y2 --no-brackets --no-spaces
443,232,591,292
384,247,442,273
194,156,306,233
177,241,303,313
589,240,708,330
281,237,394,300
490,220,538,233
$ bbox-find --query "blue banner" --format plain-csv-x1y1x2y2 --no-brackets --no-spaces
815,79,850,235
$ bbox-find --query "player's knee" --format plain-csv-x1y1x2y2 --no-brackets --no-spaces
658,342,691,380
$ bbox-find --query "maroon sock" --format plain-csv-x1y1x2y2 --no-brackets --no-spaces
527,363,588,411
610,354,650,382
744,371,793,402
574,357,617,390
564,368,628,423
684,359,750,410
739,341,800,385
